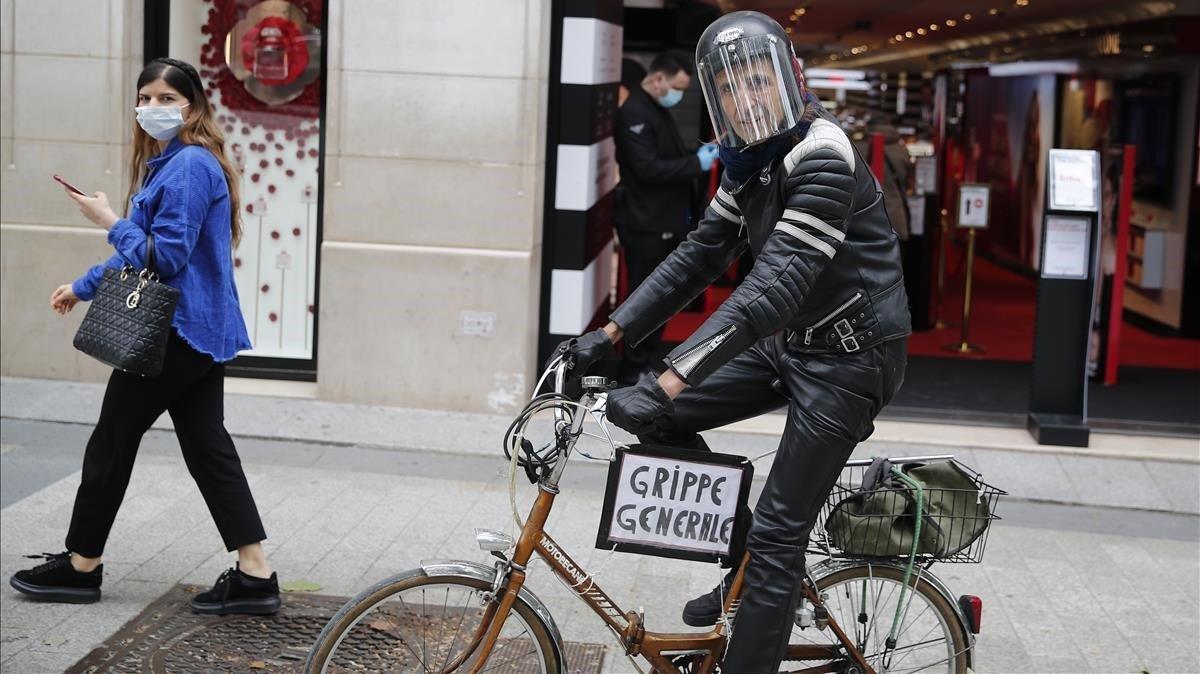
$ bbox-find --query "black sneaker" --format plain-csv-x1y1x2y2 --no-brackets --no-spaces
191,564,281,616
9,552,102,604
681,570,735,627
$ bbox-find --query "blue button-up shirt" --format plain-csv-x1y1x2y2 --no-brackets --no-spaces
73,138,252,362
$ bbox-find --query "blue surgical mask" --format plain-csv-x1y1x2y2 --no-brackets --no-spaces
658,88,684,108
135,105,188,140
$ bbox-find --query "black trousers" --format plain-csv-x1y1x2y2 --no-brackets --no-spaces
65,332,266,557
622,229,682,368
640,336,907,673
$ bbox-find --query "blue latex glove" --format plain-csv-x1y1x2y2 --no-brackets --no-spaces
696,144,720,171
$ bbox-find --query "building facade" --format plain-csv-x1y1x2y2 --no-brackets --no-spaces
0,0,600,415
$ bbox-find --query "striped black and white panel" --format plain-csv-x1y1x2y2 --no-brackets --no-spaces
539,0,622,362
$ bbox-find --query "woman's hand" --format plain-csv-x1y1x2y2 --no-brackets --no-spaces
66,189,119,230
50,284,79,315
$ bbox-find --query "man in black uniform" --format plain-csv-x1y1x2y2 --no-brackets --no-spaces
614,51,719,377
556,12,911,672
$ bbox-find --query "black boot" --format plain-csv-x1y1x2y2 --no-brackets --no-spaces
191,564,281,616
681,570,736,627
9,552,102,604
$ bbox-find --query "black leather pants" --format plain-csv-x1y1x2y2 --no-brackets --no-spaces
639,336,907,673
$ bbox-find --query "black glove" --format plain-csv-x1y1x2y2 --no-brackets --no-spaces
546,328,614,375
606,372,674,436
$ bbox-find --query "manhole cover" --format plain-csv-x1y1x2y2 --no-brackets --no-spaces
67,585,607,673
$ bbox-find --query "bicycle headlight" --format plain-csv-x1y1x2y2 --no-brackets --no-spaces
474,528,515,553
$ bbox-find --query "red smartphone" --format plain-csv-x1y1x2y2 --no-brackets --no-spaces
53,174,86,196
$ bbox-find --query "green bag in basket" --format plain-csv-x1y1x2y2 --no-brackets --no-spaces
825,460,990,558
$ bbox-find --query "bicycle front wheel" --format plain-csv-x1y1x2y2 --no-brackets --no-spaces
306,571,561,674
784,564,970,674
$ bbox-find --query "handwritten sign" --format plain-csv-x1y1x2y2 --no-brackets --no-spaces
597,446,752,562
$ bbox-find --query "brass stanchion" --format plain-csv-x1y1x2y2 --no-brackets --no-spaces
942,228,985,353
934,209,954,329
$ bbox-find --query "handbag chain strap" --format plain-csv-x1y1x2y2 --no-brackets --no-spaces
125,234,159,310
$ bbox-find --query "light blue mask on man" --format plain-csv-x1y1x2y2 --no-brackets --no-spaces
657,88,684,108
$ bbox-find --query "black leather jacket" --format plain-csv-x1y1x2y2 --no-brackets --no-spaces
610,107,911,385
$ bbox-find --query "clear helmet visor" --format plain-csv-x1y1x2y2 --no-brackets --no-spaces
698,34,806,149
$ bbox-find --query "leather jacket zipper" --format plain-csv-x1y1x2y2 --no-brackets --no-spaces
672,325,738,377
804,292,863,345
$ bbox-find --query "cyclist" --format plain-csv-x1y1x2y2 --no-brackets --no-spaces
556,11,910,672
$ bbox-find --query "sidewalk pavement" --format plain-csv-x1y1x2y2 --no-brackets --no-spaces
1,376,1198,673
4,376,1197,514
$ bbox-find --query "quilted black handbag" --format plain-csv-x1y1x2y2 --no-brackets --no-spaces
73,234,180,376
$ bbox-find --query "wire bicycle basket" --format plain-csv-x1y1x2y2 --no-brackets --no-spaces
812,458,1006,564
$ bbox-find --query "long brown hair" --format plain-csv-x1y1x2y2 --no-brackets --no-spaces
126,58,243,246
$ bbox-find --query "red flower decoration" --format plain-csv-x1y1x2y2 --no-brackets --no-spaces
268,184,277,194
270,230,280,239
285,169,295,177
261,284,270,293
251,173,260,182
259,159,269,169
234,257,242,267
292,227,301,236
268,312,278,322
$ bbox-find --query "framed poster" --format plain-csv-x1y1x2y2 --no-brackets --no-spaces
1048,149,1101,212
1041,215,1092,279
914,156,938,195
906,195,927,236
957,184,991,228
596,445,753,563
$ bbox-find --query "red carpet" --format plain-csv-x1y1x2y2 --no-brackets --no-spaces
658,253,1200,371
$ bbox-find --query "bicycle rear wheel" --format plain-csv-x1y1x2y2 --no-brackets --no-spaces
306,571,561,673
783,564,970,674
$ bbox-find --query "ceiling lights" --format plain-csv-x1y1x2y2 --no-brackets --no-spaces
833,3,1023,65
809,1,1032,66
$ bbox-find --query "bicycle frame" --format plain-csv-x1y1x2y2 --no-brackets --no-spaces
451,363,877,674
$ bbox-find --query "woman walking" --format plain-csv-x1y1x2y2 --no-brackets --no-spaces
9,58,280,615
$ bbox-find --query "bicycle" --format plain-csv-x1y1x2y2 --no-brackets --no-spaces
306,357,1004,673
